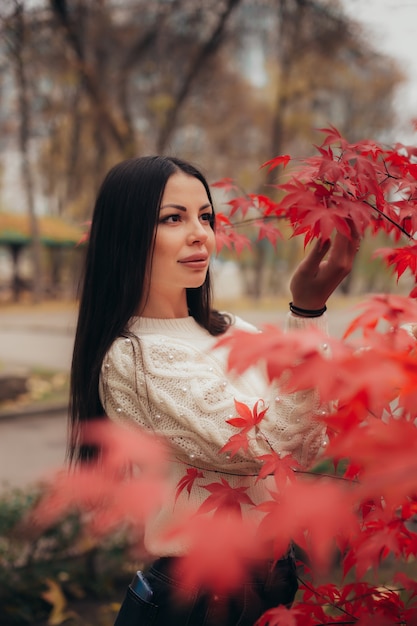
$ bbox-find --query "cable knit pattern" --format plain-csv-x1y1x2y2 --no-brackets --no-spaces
99,311,328,555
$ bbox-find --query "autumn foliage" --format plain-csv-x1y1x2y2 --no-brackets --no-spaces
32,127,417,625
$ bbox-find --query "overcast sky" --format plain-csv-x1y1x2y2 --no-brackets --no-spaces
342,0,417,142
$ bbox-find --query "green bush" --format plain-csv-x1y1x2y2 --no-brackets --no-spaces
0,487,133,625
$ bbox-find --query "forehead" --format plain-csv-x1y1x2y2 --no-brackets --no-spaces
161,172,209,204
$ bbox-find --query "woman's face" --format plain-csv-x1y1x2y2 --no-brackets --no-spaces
143,171,216,316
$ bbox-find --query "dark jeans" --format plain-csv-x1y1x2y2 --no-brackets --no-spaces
114,552,298,626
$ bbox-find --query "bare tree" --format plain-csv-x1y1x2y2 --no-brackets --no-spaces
49,0,135,157
156,0,243,153
3,0,43,302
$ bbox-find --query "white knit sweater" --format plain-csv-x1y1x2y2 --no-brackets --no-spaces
99,312,328,556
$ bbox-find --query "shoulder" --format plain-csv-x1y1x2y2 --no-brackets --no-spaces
103,335,139,378
223,312,259,334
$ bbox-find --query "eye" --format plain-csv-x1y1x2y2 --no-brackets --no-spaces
160,214,181,224
201,212,214,224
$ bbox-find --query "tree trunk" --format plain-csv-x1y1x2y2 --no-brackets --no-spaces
11,1,43,303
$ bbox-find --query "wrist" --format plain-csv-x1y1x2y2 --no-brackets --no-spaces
289,302,327,318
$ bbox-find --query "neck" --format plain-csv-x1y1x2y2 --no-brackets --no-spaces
139,290,189,319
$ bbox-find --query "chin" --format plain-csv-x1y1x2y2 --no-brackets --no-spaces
187,283,205,290
186,279,206,289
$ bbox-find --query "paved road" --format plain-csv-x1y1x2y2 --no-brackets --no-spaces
0,307,75,492
0,410,67,492
0,308,76,371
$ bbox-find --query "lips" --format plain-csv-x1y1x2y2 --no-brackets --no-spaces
178,254,209,269
179,254,209,263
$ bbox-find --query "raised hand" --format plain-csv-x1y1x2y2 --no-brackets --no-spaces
289,230,360,311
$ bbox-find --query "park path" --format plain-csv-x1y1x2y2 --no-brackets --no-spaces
0,305,77,371
0,410,67,492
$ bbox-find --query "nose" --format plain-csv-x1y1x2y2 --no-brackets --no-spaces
187,218,209,245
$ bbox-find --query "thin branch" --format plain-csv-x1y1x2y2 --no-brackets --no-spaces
297,574,358,620
157,0,242,152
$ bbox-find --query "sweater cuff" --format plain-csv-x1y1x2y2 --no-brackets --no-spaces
285,311,329,334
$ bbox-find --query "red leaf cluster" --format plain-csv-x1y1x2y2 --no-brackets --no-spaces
214,127,417,291
213,285,417,623
30,421,169,540
165,512,263,595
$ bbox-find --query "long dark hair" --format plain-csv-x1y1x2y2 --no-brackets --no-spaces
69,155,230,462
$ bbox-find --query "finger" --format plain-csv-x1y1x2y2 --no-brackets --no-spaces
341,220,361,253
345,217,360,240
293,239,332,284
302,238,331,269
319,234,357,284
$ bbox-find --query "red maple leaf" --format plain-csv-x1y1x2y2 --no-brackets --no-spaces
349,523,405,578
214,225,251,254
255,218,284,246
328,418,417,516
219,431,250,458
257,451,300,486
256,479,358,571
227,195,256,217
316,124,346,147
30,421,169,538
394,572,417,600
79,419,168,471
219,400,269,458
343,294,417,338
226,399,268,431
289,343,406,408
198,478,255,517
214,226,234,252
216,324,331,381
250,194,286,216
260,154,291,173
166,512,264,595
32,461,168,537
343,460,363,482
220,228,251,254
374,244,417,281
175,467,204,503
255,604,299,626
215,211,232,225
210,177,239,193
289,200,353,244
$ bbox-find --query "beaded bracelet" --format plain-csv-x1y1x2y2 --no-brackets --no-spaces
289,302,327,318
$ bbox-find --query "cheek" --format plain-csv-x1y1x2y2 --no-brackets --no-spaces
208,228,216,253
153,231,174,259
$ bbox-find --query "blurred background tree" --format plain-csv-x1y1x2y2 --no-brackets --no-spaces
0,0,407,301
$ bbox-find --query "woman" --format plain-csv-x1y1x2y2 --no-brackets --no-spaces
70,155,358,625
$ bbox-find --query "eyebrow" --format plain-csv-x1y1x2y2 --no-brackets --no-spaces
159,202,212,212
